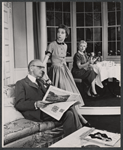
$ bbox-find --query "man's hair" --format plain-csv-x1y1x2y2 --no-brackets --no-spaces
28,59,43,72
28,60,35,72
57,24,70,38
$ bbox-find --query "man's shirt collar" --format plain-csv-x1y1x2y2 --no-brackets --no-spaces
28,74,37,84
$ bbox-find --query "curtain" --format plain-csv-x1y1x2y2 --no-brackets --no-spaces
33,2,40,59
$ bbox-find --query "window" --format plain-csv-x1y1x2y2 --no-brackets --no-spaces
46,2,72,56
107,2,121,56
46,2,121,62
76,2,102,56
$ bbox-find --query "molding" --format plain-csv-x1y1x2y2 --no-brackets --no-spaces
79,107,120,115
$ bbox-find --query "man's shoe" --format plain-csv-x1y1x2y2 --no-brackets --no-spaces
84,122,92,127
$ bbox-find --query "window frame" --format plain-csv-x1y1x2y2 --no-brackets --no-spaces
46,2,121,64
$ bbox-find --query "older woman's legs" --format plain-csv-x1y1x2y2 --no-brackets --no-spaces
91,78,97,95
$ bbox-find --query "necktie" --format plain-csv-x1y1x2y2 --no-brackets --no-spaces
36,79,47,94
36,79,41,86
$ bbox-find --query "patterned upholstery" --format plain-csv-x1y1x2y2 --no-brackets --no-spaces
3,85,64,148
4,128,64,148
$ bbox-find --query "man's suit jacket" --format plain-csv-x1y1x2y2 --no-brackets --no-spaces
15,76,47,122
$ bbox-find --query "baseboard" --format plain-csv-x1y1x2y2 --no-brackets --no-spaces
79,107,120,115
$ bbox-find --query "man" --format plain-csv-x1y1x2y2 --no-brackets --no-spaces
15,59,82,137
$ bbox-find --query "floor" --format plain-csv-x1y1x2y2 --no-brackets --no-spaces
79,79,121,133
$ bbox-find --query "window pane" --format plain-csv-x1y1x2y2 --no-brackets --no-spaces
55,2,62,11
117,27,121,40
63,2,70,12
85,2,92,12
94,13,102,26
66,43,71,56
77,13,84,26
76,2,84,12
116,2,121,10
55,12,62,26
86,28,93,41
77,28,84,41
94,42,102,56
108,12,115,25
94,28,102,41
86,42,93,53
108,27,116,41
108,42,116,56
85,13,93,26
117,11,121,25
63,13,70,26
108,2,115,11
47,12,54,26
46,2,54,11
47,28,56,42
94,2,101,12
117,42,120,55
65,28,71,42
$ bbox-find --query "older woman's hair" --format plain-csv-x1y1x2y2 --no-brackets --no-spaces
57,24,70,38
78,40,87,46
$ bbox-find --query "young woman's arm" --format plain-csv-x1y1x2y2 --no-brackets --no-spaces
43,53,50,65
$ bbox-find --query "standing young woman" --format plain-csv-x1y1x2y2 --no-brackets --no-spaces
43,24,90,127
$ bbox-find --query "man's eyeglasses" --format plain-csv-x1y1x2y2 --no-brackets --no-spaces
32,65,45,69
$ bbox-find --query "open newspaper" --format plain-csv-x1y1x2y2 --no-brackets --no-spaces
39,85,80,121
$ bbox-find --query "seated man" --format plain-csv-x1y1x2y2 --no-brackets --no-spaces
14,59,82,137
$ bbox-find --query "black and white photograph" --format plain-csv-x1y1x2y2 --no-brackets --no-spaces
2,0,121,148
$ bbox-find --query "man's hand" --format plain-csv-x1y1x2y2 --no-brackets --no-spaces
35,101,47,108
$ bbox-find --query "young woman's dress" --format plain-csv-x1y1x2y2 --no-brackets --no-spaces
46,41,84,106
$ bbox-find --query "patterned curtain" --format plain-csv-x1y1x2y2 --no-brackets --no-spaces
33,2,41,59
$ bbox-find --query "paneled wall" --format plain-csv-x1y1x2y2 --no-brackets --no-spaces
13,2,28,68
3,2,14,85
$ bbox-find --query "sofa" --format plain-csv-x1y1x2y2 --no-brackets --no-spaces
3,84,64,148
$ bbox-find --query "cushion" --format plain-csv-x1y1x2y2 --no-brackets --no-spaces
4,118,40,145
4,106,24,124
4,84,16,107
4,84,15,98
4,129,64,148
4,97,15,107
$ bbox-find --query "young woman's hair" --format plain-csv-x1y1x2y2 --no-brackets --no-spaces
78,40,87,48
57,24,70,38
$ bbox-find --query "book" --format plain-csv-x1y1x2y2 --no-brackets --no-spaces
80,128,120,147
39,85,80,121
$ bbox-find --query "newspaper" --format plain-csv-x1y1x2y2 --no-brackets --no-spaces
39,85,80,121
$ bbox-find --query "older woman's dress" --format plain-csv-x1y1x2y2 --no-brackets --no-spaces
71,52,96,84
46,41,84,106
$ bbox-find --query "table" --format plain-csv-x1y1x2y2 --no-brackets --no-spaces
49,127,120,148
92,61,121,97
92,61,120,86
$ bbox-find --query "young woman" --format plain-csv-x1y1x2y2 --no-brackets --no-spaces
71,40,99,97
43,25,90,126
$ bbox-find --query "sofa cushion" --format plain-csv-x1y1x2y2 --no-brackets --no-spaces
4,97,15,107
4,84,15,98
4,118,40,145
4,106,24,124
4,127,64,148
4,84,16,107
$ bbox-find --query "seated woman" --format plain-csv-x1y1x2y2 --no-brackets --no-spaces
71,40,99,98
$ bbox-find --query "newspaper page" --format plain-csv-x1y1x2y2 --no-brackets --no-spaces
39,85,80,121
84,129,120,146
